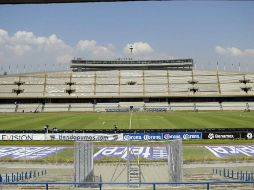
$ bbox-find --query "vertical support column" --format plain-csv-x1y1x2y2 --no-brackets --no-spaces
94,71,97,96
69,72,73,93
70,72,73,84
74,142,94,187
118,70,121,97
142,70,145,96
15,75,22,98
191,69,194,82
206,183,210,190
167,70,170,96
168,140,183,182
127,142,130,184
216,71,221,95
43,74,47,97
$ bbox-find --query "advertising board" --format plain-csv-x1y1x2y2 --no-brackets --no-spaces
0,133,123,141
94,146,168,160
203,132,240,139
163,132,202,140
123,133,163,141
205,145,254,158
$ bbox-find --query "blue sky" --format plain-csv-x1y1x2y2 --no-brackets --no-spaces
0,1,254,73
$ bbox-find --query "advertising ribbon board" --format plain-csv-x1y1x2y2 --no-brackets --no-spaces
0,134,45,141
163,132,202,140
0,133,123,141
123,133,163,141
203,132,239,139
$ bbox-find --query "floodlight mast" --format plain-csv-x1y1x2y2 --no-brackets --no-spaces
129,45,133,60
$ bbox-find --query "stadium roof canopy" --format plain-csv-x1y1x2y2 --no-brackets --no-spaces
0,0,166,4
71,58,193,71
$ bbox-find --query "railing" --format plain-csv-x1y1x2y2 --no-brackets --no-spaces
0,169,47,183
0,181,254,190
213,168,254,181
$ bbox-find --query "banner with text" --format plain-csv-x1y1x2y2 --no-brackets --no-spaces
94,146,168,160
163,132,202,140
203,132,240,139
0,133,123,141
205,145,254,158
123,133,163,141
122,132,202,141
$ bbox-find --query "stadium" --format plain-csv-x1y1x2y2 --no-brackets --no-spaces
1,0,254,190
0,56,254,189
1,58,254,112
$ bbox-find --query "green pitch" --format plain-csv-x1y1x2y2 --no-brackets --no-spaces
0,111,253,130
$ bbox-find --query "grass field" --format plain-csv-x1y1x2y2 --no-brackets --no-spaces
0,111,253,130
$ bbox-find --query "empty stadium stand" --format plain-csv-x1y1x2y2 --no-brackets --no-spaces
0,64,254,112
1,70,253,98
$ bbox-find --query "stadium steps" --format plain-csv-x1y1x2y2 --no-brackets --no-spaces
128,164,141,187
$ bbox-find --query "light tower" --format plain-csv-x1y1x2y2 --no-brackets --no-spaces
129,45,133,60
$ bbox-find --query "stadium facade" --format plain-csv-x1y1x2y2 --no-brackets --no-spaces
0,58,253,112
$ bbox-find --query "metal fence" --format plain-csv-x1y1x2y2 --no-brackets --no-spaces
0,181,254,190
0,169,47,183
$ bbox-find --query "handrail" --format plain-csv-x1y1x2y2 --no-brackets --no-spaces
0,181,254,190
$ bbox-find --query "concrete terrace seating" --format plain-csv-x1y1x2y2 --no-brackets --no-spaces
0,104,16,112
105,107,130,112
195,102,221,111
219,73,244,95
69,103,94,111
170,102,195,111
144,107,167,112
0,101,253,112
119,101,144,109
145,102,169,111
169,71,192,95
16,104,41,112
0,70,254,97
96,71,119,97
95,103,119,111
221,102,250,110
194,72,219,95
43,103,72,112
120,70,143,96
144,70,168,96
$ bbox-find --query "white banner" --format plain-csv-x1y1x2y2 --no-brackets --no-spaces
0,134,45,141
0,133,123,141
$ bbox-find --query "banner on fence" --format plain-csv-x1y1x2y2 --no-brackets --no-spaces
163,132,202,140
122,132,202,141
0,134,44,141
0,133,203,141
47,133,123,141
203,132,239,139
123,133,163,141
94,146,168,160
0,133,123,141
